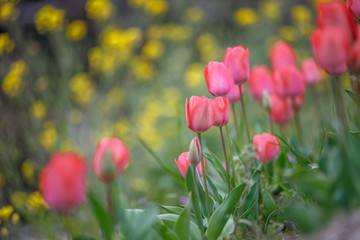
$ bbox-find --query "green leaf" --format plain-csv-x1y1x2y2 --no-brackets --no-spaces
174,193,191,240
159,205,184,215
206,184,245,240
88,191,114,240
204,152,227,183
157,214,202,240
345,88,360,106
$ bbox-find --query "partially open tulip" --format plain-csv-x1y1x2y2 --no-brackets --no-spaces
311,26,350,76
189,137,201,166
270,95,294,125
211,97,229,127
39,152,87,212
186,96,214,133
272,65,305,98
300,58,322,86
223,45,250,84
248,65,274,101
175,152,205,178
93,137,130,182
270,41,297,71
204,61,234,96
225,83,245,103
253,133,280,163
348,0,360,19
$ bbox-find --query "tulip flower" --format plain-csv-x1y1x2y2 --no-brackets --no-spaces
212,97,229,127
223,45,250,84
311,26,350,76
253,133,280,163
272,65,305,98
348,0,360,19
39,152,87,212
270,95,294,125
270,41,297,71
185,96,214,133
93,137,130,182
300,58,322,86
248,65,274,101
204,61,234,96
174,152,205,178
225,83,245,103
189,137,201,166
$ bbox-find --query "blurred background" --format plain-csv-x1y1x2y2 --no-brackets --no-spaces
0,0,347,237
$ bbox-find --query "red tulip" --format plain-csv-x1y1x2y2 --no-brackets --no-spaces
211,97,229,127
175,152,205,178
223,45,250,84
224,83,245,103
93,137,130,182
300,58,322,86
185,96,214,133
348,0,360,19
204,61,234,96
311,26,350,76
270,41,297,71
317,1,357,41
253,133,280,163
269,95,294,125
348,25,360,73
248,65,274,101
39,152,87,212
272,65,305,98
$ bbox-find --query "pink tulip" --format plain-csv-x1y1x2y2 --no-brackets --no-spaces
272,65,305,98
253,133,280,163
223,45,250,84
300,58,322,86
39,152,87,212
270,95,294,125
348,25,360,73
175,152,205,178
270,41,297,71
211,97,229,127
311,26,350,76
348,0,360,19
204,61,234,96
248,65,274,101
185,96,214,133
225,83,245,103
93,137,130,182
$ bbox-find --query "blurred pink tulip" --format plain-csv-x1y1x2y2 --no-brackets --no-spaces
248,65,274,101
225,83,245,103
301,58,322,86
175,152,205,178
204,61,234,96
211,97,230,127
348,25,360,73
253,133,280,163
186,96,214,133
293,93,305,110
348,0,360,19
270,95,294,125
223,45,250,84
270,41,297,71
272,65,305,98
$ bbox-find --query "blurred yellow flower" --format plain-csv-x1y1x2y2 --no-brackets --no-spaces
86,0,114,21
34,5,65,34
88,46,117,74
260,1,281,20
279,26,296,42
142,40,164,60
291,5,311,23
0,205,14,219
11,191,27,207
0,174,5,187
70,109,82,124
197,33,219,61
128,0,146,8
69,73,94,105
144,0,169,16
131,56,155,81
0,33,15,56
114,120,132,144
66,20,87,42
166,24,192,42
30,101,46,119
184,63,205,89
0,2,17,23
21,160,35,180
11,213,19,225
26,191,48,215
100,26,142,50
183,6,204,23
39,121,57,150
103,87,124,113
234,8,259,26
2,60,28,98
60,139,73,151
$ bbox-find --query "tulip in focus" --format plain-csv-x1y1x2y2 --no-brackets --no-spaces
270,41,297,71
270,95,294,125
189,137,201,166
204,61,234,96
348,0,360,19
225,83,245,103
300,58,322,85
185,96,214,133
272,65,305,98
39,152,87,212
212,97,229,127
223,45,250,84
248,65,274,101
253,133,280,163
175,152,205,178
93,137,130,182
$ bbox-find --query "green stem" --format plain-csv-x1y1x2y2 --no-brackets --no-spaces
292,98,303,144
239,84,251,142
192,166,201,208
231,103,242,148
225,125,236,185
197,133,211,218
336,76,352,131
106,183,113,216
220,127,231,192
268,111,274,133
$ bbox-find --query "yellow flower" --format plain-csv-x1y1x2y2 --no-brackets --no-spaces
144,0,168,16
26,191,48,215
69,73,94,105
279,26,296,42
127,0,146,8
30,101,46,119
184,63,205,89
11,191,27,207
0,33,15,56
21,160,35,180
183,6,204,23
196,33,219,61
34,5,65,34
70,109,82,124
260,1,281,20
131,56,155,81
142,40,164,60
100,26,142,50
66,20,87,41
291,5,311,23
86,0,114,21
11,213,19,225
39,122,57,150
0,205,14,219
165,23,192,42
2,72,23,98
0,2,17,23
88,46,116,74
234,8,259,26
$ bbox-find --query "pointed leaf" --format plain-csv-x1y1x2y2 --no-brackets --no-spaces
174,193,191,240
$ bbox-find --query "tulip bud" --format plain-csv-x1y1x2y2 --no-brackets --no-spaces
269,95,294,125
262,91,272,111
253,133,280,163
248,65,274,101
272,65,305,98
189,137,201,166
175,152,205,178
